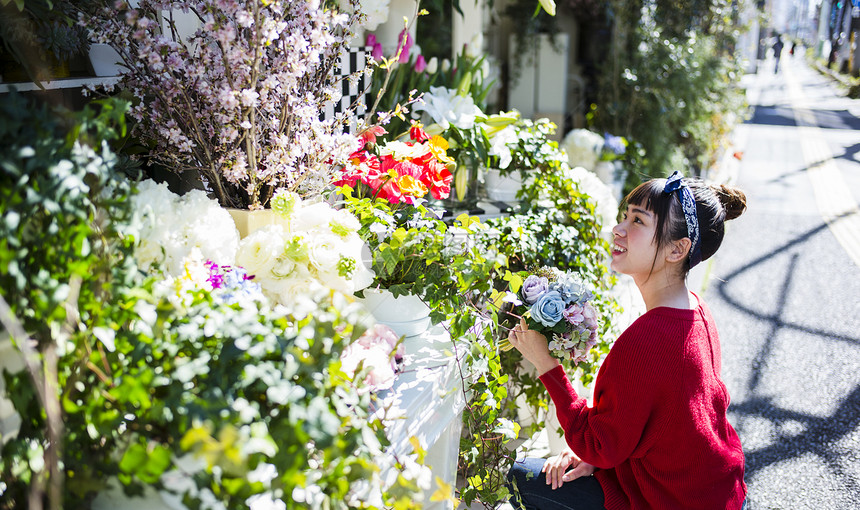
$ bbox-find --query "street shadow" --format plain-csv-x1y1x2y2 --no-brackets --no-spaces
730,388,860,494
716,214,860,489
748,105,797,127
810,109,860,131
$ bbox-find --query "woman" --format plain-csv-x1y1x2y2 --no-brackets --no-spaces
506,172,748,509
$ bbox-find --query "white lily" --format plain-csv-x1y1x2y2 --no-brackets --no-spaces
413,86,484,131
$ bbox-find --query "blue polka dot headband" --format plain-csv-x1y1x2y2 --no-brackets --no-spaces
663,171,702,268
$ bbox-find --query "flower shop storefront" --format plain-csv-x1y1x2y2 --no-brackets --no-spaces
0,1,633,509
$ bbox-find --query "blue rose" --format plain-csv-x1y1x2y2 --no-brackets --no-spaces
530,290,566,327
521,275,549,304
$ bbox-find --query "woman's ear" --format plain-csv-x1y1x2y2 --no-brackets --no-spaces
665,237,692,264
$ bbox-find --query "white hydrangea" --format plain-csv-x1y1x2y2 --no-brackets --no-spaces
561,129,604,172
131,180,239,277
562,165,619,235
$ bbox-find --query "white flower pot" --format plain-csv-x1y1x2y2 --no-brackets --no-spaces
484,168,523,202
88,43,124,77
0,334,24,443
358,288,431,337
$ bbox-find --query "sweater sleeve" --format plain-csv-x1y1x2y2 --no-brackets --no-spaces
539,316,680,469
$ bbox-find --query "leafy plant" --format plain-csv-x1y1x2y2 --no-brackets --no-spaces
0,0,89,84
0,92,424,510
591,0,746,185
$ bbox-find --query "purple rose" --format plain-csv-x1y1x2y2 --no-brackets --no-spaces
521,275,549,304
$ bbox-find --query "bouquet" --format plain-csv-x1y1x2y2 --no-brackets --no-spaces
500,267,599,363
333,122,454,206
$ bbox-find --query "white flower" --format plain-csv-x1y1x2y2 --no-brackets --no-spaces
413,86,484,131
308,233,342,274
561,129,604,172
465,32,483,58
247,492,286,510
487,125,518,170
562,165,619,233
425,56,438,74
378,140,430,160
236,225,286,277
131,180,239,277
290,201,336,232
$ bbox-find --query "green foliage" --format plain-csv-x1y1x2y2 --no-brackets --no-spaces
0,93,422,509
591,0,746,185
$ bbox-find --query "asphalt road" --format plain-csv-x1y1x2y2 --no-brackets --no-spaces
701,55,860,509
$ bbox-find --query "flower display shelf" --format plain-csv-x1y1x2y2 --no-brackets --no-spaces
375,325,466,510
433,199,519,223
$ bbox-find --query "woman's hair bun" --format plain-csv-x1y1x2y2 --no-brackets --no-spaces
713,184,747,221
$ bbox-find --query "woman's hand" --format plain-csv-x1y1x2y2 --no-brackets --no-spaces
542,446,597,490
507,317,560,376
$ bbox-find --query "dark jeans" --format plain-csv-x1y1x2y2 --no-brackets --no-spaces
507,457,749,510
506,457,605,510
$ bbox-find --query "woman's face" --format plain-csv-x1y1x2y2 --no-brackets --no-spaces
610,203,662,280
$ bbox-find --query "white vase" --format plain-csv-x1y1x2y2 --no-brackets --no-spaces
484,168,523,202
358,288,431,337
0,334,24,444
88,43,124,77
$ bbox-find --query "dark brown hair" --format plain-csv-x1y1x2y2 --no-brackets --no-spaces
624,176,747,275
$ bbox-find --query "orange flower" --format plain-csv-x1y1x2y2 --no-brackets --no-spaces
396,174,429,197
428,135,455,165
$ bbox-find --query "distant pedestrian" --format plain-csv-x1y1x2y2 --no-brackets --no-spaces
506,172,748,510
790,41,797,56
773,35,785,73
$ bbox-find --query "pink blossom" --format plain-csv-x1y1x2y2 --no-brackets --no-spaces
396,29,413,64
414,54,426,72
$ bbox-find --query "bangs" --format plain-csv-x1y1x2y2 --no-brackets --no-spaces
624,179,665,212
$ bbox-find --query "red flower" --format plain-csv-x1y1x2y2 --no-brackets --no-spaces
422,160,453,200
360,125,387,146
409,123,430,143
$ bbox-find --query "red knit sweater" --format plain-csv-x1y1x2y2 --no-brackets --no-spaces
539,296,746,509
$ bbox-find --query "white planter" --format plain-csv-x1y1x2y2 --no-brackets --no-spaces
0,334,25,443
88,43,124,77
484,168,523,202
358,288,431,337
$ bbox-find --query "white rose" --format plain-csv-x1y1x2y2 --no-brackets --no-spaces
236,225,286,277
308,233,342,274
290,201,336,232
